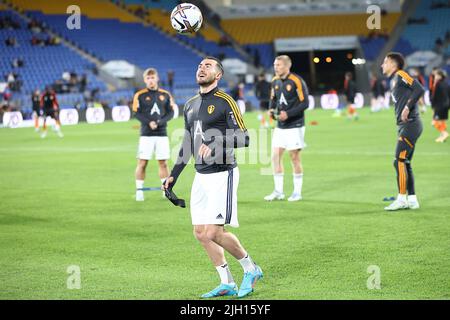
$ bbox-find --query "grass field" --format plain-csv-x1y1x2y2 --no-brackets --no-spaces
1,108,449,300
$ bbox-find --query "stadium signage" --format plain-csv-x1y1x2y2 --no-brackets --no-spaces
112,106,131,122
308,95,315,110
424,90,431,106
275,36,358,52
354,93,364,109
2,111,23,128
320,94,339,109
60,108,79,125
86,107,105,124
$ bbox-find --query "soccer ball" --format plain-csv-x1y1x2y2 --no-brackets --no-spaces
170,3,203,34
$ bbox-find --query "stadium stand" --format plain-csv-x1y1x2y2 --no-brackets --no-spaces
220,13,401,44
0,8,107,114
115,1,246,62
220,11,400,68
3,0,221,106
395,0,450,55
8,0,141,22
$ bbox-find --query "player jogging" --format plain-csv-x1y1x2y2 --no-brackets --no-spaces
381,52,425,211
133,68,175,201
163,57,263,298
31,89,41,132
255,73,273,128
344,72,359,120
431,69,449,143
264,55,309,202
40,87,63,138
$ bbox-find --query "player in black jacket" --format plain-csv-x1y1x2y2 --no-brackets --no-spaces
431,69,449,142
31,89,41,132
255,73,272,128
265,55,309,202
40,87,63,138
381,52,425,211
133,68,175,201
163,57,262,299
344,72,359,120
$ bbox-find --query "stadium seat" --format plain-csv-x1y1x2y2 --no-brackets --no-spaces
220,13,401,44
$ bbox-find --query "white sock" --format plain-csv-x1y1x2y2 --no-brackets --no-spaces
274,173,284,194
293,173,303,195
136,180,144,190
215,263,235,284
238,253,256,273
408,195,418,203
397,194,407,202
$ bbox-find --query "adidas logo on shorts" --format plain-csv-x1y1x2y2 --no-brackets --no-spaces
216,214,223,219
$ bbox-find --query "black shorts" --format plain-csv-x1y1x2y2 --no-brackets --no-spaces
433,108,449,121
346,95,355,104
44,109,58,119
259,101,269,111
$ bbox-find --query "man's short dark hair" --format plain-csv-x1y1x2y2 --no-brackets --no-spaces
386,52,405,70
204,56,224,75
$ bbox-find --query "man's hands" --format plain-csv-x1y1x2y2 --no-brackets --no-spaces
149,121,158,130
278,110,288,121
162,176,174,191
401,106,410,123
268,109,288,121
198,143,212,159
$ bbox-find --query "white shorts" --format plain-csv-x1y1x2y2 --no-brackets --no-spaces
190,167,239,228
137,136,170,160
272,127,306,150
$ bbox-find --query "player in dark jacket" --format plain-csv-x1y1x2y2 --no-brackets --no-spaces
31,89,41,132
344,72,358,120
133,68,175,201
164,57,262,299
255,73,273,128
381,52,425,211
40,86,63,138
431,69,449,142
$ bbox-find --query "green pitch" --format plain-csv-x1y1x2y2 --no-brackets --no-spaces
1,108,449,299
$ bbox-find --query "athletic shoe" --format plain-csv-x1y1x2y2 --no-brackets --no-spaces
407,196,420,209
135,190,144,201
384,199,408,211
288,193,302,202
40,131,47,139
408,200,420,210
237,265,263,298
264,191,285,201
201,283,238,298
57,131,64,138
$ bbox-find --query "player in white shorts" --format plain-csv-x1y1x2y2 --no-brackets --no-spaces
265,55,310,202
133,68,175,201
163,57,263,298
